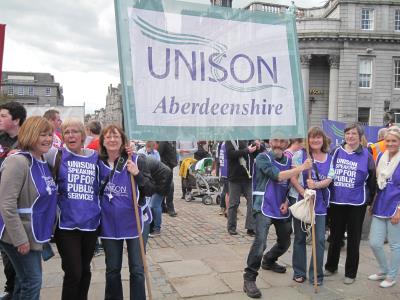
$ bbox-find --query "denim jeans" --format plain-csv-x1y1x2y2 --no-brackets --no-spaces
227,180,255,232
369,216,400,279
102,238,145,300
292,215,326,283
243,212,291,281
150,193,163,231
0,240,42,300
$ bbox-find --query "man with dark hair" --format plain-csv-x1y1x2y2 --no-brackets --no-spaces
0,101,27,300
157,141,178,217
43,109,62,148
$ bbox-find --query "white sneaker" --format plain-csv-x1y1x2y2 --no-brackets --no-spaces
380,279,396,288
368,273,386,281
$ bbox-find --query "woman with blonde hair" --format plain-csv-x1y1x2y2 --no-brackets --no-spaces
0,116,57,300
45,118,100,300
369,126,400,288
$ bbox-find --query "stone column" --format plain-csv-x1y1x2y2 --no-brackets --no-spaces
300,54,312,119
328,55,340,121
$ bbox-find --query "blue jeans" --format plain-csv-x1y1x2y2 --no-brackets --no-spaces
369,216,400,280
102,238,145,300
0,240,42,300
292,215,326,283
150,193,163,231
243,212,291,281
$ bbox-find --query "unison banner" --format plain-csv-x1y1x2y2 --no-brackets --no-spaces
115,0,306,140
322,119,382,149
0,24,5,84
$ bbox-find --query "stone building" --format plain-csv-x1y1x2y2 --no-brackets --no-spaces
246,0,400,127
0,71,64,106
104,84,123,127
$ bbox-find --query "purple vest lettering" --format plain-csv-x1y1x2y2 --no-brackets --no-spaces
57,148,100,230
99,154,143,239
331,147,369,206
260,153,291,219
219,142,228,178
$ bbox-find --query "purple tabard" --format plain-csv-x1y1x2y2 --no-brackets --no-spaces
0,152,57,242
373,154,400,218
299,150,332,215
57,148,100,231
99,154,143,239
331,147,369,206
261,153,291,219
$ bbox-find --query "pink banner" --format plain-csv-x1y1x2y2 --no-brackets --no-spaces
0,24,5,84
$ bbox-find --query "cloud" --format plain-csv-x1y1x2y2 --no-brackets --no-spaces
0,0,118,73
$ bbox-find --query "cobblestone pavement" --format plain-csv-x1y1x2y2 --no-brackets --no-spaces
1,171,400,299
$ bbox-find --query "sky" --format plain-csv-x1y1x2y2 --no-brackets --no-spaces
0,0,325,113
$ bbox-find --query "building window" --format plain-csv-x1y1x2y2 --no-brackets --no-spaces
359,58,372,88
361,8,374,30
396,10,400,31
17,86,24,96
358,107,370,125
45,87,51,96
7,86,13,96
28,86,34,96
395,60,400,89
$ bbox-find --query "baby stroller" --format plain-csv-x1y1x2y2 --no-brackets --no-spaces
184,158,221,205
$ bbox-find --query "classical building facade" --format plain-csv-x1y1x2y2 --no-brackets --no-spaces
246,0,400,127
0,71,64,106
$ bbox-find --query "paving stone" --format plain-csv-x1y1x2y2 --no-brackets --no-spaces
170,274,230,298
203,256,244,273
218,271,271,292
160,260,213,278
149,247,183,263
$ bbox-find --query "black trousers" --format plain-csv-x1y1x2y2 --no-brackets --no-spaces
55,228,97,300
325,204,367,279
163,173,175,213
1,250,15,293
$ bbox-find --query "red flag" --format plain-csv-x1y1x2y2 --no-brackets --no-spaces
0,24,5,84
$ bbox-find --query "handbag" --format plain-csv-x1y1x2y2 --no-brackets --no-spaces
289,189,316,224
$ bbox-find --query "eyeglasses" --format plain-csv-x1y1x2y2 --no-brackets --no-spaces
64,130,81,136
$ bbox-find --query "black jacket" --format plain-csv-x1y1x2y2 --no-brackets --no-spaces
140,155,172,196
157,141,178,169
225,140,261,182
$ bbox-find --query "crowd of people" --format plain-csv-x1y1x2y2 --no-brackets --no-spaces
0,101,399,299
0,102,172,300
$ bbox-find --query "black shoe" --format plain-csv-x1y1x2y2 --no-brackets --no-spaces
262,262,286,273
168,211,177,217
243,280,261,298
228,229,238,235
247,229,255,237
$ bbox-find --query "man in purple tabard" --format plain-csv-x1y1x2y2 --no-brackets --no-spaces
243,138,312,298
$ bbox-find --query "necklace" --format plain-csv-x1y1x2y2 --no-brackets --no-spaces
36,158,52,196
